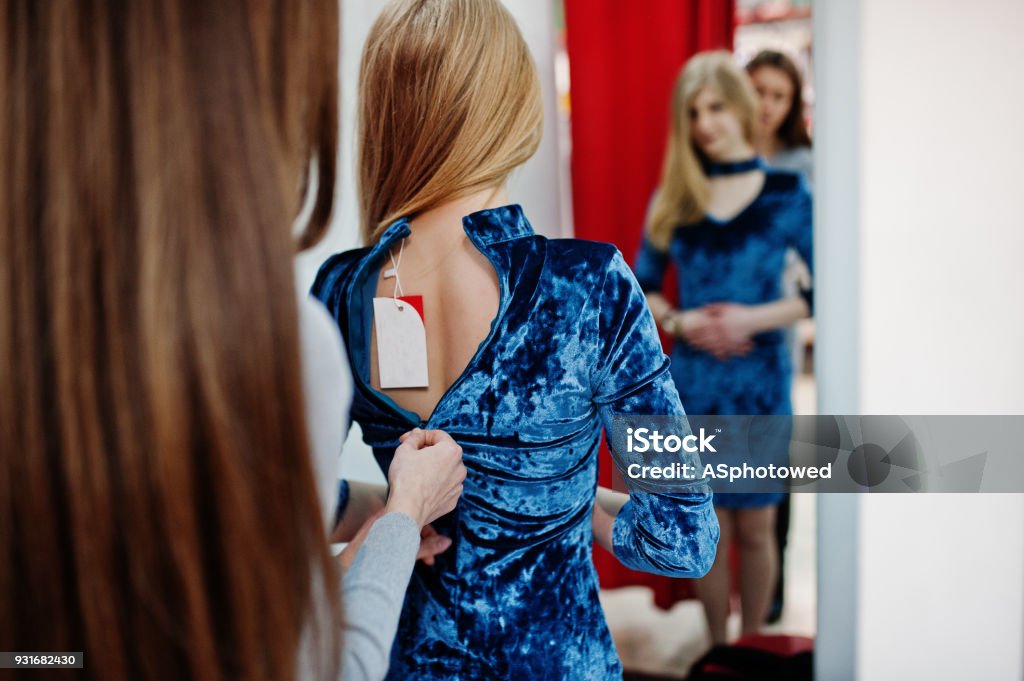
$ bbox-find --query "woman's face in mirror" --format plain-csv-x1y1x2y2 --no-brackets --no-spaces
749,65,794,138
688,87,747,161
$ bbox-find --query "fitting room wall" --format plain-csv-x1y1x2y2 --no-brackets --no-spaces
295,0,568,484
815,0,1024,678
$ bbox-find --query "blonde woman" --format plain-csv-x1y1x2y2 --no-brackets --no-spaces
634,51,813,644
312,0,718,678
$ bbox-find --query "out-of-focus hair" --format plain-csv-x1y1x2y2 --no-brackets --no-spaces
746,49,813,150
0,2,340,680
358,0,543,244
647,51,759,250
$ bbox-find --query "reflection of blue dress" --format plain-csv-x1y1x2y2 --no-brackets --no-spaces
312,205,719,680
633,170,813,508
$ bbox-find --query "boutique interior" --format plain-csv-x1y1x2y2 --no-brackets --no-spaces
293,1,1024,679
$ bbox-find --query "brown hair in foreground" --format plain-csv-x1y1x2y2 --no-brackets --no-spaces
0,2,340,679
358,0,544,244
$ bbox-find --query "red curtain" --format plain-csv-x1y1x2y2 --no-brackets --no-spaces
564,0,735,609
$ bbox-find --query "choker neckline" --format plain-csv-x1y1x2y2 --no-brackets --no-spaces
702,157,764,177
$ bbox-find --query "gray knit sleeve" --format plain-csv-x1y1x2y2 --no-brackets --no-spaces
339,512,420,680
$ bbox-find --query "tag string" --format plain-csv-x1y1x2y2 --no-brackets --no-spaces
388,238,406,309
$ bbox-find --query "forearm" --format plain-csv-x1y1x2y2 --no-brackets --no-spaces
748,297,810,334
339,512,420,680
592,486,629,554
331,480,388,543
596,486,629,516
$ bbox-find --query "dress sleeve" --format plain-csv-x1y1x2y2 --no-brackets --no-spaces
632,235,670,294
338,512,420,681
590,249,719,578
783,179,814,314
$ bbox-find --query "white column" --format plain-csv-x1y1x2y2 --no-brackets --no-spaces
816,0,1024,678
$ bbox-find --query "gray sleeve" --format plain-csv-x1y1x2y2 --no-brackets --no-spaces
339,512,420,681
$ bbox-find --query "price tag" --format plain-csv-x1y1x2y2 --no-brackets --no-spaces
373,295,428,388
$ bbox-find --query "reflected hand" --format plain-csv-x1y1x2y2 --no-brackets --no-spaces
705,302,757,355
682,304,754,359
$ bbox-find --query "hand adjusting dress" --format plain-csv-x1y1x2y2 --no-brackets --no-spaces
312,204,719,680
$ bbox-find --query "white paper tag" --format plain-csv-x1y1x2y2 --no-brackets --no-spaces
373,295,429,389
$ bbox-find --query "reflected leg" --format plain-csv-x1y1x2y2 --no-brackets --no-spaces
768,494,791,623
693,506,733,644
735,504,779,636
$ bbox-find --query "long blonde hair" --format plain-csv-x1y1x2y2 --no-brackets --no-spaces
648,51,758,249
358,0,543,244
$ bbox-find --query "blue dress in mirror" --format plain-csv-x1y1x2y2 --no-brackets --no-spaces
312,204,719,680
633,166,813,508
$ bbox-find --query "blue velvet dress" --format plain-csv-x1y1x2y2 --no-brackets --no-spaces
633,169,813,509
311,204,719,680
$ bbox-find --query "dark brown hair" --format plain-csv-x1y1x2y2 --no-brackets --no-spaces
746,49,812,150
1,2,340,680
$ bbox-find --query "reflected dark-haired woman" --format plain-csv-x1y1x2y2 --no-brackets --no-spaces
747,49,813,189
747,49,815,622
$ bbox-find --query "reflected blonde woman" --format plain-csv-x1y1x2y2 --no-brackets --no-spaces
634,51,814,645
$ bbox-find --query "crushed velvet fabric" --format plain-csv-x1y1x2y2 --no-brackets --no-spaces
633,169,813,509
312,204,719,680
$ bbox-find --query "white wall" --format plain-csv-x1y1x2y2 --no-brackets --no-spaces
502,0,571,239
816,1,1024,678
296,0,567,484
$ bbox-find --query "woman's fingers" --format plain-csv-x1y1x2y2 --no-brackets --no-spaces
399,427,425,446
416,530,453,565
400,428,459,450
386,429,466,527
423,429,458,447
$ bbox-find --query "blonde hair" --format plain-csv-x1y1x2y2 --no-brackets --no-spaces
647,51,759,250
358,0,543,244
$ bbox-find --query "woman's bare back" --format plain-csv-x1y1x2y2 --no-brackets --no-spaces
369,194,502,422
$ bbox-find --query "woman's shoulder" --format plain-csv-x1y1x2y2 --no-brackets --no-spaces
542,238,643,304
767,146,813,189
773,145,812,165
310,246,372,306
762,165,811,200
544,237,622,268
